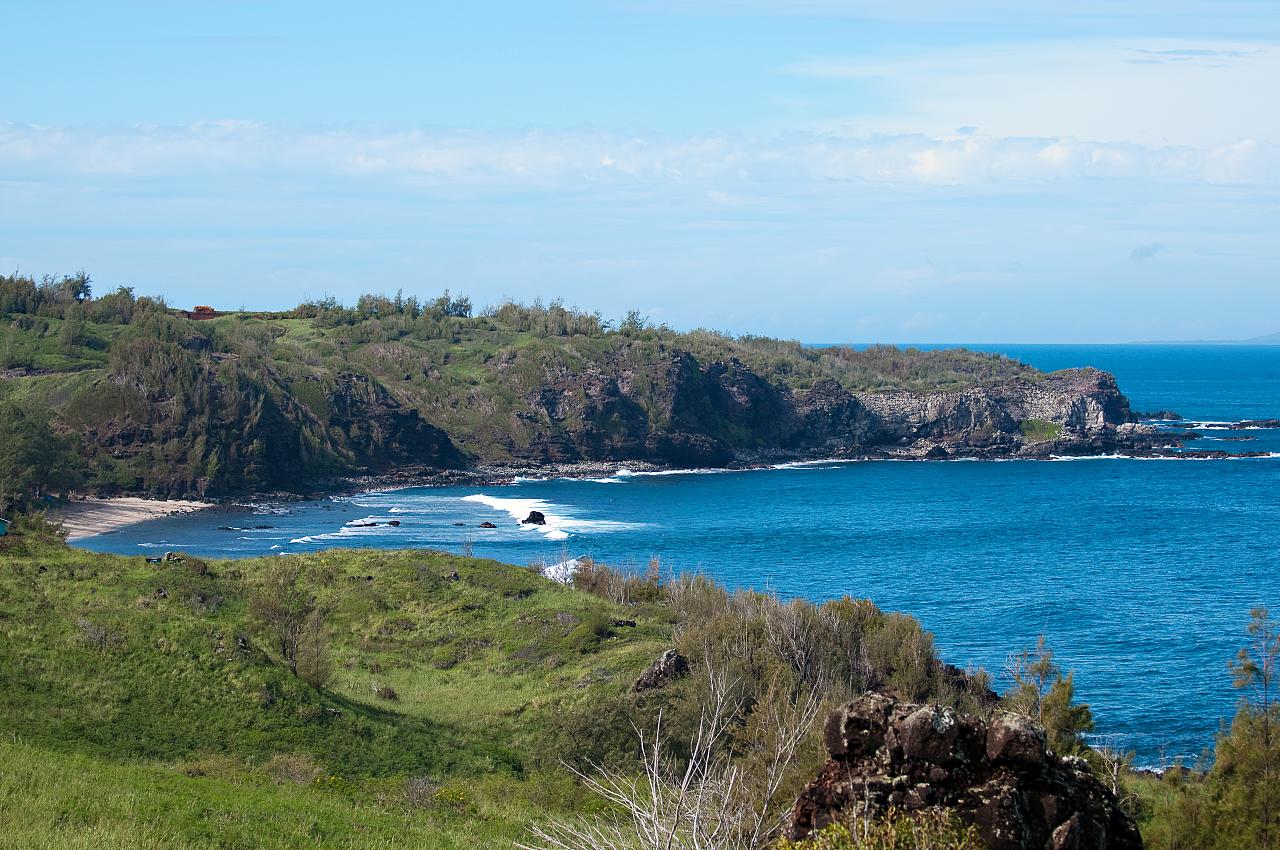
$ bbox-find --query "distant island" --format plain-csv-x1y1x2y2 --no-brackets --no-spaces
0,272,1232,505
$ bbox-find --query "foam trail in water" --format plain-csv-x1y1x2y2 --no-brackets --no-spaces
462,494,645,541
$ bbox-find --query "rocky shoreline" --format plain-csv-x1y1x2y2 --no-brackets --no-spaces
329,433,1274,494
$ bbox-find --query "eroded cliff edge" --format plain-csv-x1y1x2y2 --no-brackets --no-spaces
472,353,1166,469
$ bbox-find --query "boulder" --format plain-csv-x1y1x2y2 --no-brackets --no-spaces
790,693,1142,850
633,649,691,692
522,510,547,525
478,521,497,529
986,712,1047,766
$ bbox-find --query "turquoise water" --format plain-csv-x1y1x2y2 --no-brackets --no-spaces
79,345,1280,764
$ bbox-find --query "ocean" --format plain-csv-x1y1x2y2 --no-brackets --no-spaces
77,344,1280,765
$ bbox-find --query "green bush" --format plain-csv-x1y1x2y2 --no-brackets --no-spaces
778,811,984,850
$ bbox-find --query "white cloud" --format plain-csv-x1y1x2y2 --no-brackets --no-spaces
785,40,1280,148
2,122,1277,191
638,0,1278,25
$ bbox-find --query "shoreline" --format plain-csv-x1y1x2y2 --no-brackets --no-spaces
59,445,1278,543
52,497,216,542
335,444,1277,493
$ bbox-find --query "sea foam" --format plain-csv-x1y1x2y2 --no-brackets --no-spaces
461,494,644,541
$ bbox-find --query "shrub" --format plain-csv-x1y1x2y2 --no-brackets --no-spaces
1002,636,1093,756
404,775,439,808
562,609,613,654
777,811,984,850
263,753,323,785
572,558,664,606
248,560,332,688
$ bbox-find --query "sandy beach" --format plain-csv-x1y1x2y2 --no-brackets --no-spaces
53,497,215,542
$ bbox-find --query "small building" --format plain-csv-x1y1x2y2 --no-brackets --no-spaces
184,305,221,321
0,518,11,537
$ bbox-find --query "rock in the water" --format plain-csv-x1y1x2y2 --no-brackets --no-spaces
790,693,1142,850
1134,410,1183,421
478,521,497,529
1234,418,1280,429
633,649,690,692
522,510,547,525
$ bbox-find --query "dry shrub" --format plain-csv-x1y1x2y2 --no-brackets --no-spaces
75,616,113,649
404,775,439,808
263,753,323,785
520,663,824,850
572,557,664,606
180,753,243,779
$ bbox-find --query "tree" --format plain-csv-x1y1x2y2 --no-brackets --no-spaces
1004,636,1093,755
59,306,88,353
621,309,650,334
1149,609,1280,850
248,560,332,688
1223,606,1280,849
0,401,81,512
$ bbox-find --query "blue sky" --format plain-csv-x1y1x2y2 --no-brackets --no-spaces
2,1,1278,341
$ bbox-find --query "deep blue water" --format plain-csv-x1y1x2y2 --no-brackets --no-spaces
79,345,1280,765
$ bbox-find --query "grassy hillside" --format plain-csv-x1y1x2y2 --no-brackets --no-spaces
0,273,1043,502
0,515,1005,849
0,522,668,849
1,520,1274,848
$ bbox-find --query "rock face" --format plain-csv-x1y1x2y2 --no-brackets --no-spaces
790,693,1142,850
633,649,691,692
522,352,1164,467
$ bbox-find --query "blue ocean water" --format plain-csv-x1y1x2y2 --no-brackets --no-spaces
79,345,1280,765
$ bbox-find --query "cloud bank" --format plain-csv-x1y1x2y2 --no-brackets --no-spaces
3,122,1276,190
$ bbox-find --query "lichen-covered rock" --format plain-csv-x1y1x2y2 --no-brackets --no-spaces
632,649,691,692
790,693,1142,850
986,712,1046,766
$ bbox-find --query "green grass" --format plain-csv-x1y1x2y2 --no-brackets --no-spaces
1019,418,1063,442
0,530,667,849
0,738,595,850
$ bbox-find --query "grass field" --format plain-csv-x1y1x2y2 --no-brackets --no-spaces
0,525,666,849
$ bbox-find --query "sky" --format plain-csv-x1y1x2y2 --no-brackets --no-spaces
2,1,1278,342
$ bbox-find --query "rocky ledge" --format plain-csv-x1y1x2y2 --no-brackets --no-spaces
790,693,1142,850
514,354,1198,467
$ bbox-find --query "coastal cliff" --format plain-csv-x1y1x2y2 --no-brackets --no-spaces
0,279,1181,500
517,353,1157,467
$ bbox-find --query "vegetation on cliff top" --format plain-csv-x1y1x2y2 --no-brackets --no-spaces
0,271,1046,505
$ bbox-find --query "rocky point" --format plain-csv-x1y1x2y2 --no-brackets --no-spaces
790,693,1142,850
